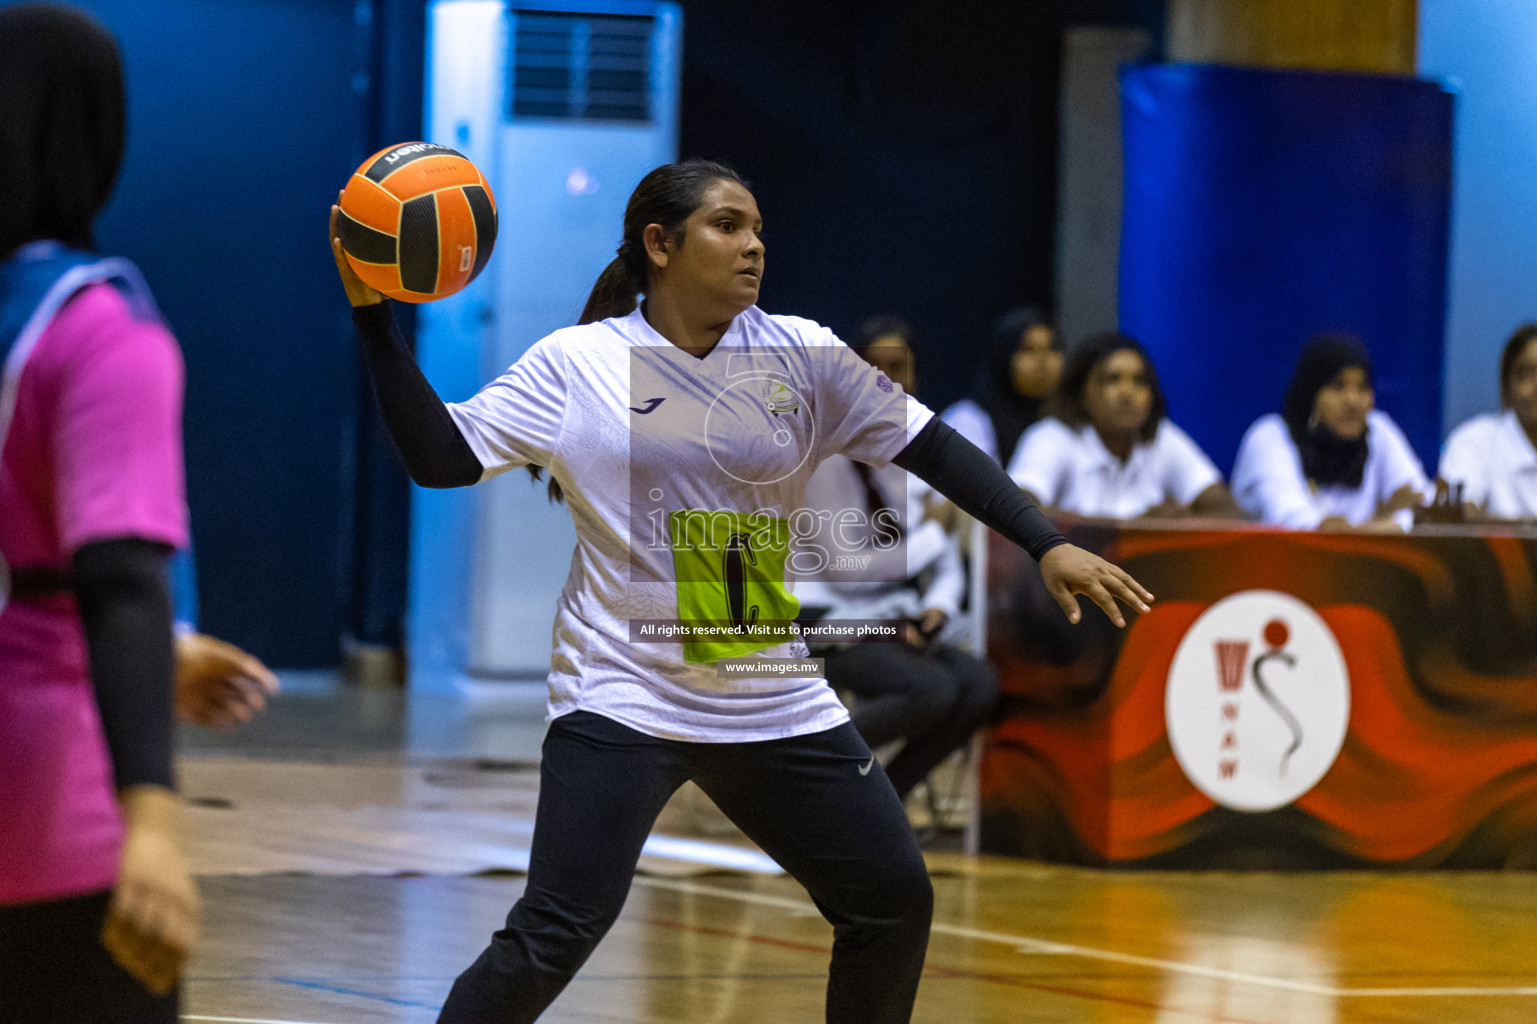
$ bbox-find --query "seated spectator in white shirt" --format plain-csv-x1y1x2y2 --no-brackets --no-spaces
1439,323,1537,521
941,307,1063,465
798,330,996,805
1232,333,1431,532
1006,332,1239,519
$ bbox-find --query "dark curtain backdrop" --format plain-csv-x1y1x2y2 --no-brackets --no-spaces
677,0,1160,414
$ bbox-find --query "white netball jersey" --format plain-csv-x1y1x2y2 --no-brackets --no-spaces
448,305,933,742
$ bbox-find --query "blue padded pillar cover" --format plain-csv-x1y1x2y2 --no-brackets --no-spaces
1119,64,1454,472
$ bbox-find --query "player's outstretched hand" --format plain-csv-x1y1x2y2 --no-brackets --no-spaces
1038,543,1153,628
175,631,280,729
329,197,384,308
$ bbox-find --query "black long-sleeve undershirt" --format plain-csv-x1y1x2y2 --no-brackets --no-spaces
71,538,176,791
893,417,1068,563
352,301,1067,561
352,301,483,488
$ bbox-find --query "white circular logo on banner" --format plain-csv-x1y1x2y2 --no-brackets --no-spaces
1165,590,1350,812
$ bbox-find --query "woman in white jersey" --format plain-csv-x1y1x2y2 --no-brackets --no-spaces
330,160,1151,1024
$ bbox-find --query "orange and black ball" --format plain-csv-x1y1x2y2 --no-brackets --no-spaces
337,142,497,303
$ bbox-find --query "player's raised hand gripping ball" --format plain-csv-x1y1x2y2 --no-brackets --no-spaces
336,142,497,303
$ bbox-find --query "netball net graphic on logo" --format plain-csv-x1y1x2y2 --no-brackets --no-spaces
1165,590,1350,812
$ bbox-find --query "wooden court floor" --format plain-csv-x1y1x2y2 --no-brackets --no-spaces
174,684,1537,1023
181,854,1537,1023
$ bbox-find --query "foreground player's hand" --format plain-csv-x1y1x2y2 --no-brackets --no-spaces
175,631,280,728
103,786,201,995
329,197,385,307
1038,544,1152,628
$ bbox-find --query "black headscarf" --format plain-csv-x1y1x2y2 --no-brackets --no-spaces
1282,333,1373,488
977,307,1058,463
0,3,126,259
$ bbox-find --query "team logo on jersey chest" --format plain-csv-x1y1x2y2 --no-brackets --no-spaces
702,370,815,486
761,373,801,415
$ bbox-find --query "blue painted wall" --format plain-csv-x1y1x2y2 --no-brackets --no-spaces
1420,0,1537,439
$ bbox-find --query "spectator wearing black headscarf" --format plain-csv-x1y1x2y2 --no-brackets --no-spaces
1231,332,1431,531
940,307,1063,466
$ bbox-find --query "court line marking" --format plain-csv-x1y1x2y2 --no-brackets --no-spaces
633,876,1537,998
183,1016,347,1024
640,834,783,874
272,976,441,1009
639,912,1271,1023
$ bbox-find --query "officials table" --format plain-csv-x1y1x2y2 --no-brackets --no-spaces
980,521,1537,869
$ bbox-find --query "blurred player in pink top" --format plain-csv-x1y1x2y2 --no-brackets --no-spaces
0,5,199,1021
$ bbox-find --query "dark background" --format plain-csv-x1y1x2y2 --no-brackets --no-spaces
13,0,1162,668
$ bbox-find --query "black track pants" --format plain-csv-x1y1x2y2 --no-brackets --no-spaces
438,710,933,1023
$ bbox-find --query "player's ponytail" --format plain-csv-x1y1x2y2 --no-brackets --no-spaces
578,253,641,325
534,159,751,503
576,158,748,327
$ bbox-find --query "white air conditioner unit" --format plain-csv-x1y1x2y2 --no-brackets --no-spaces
410,0,681,690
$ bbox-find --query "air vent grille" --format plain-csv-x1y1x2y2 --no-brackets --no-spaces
510,11,653,122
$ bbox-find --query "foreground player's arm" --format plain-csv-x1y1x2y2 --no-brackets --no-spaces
72,537,200,995
894,418,1153,627
73,538,178,794
330,203,483,488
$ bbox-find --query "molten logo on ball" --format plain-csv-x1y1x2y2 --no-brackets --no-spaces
1165,590,1350,812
